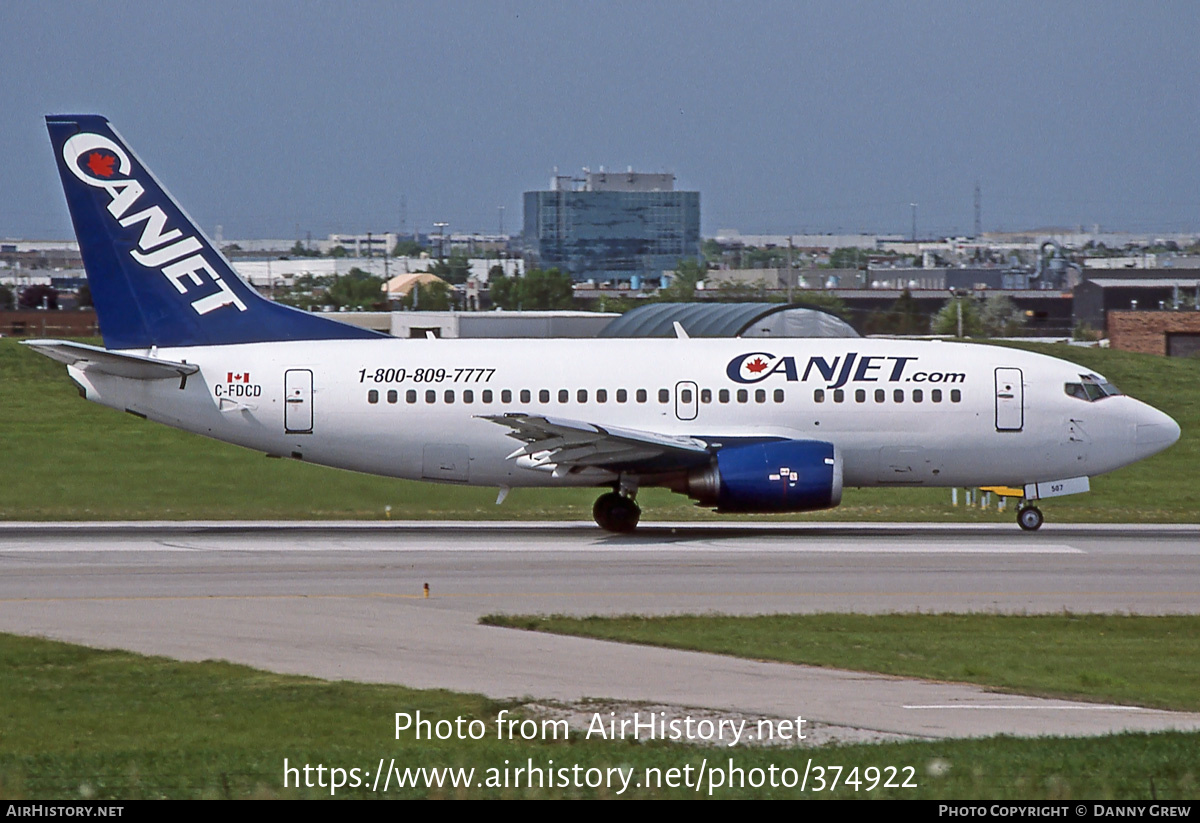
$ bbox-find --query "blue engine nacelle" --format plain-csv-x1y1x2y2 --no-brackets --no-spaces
684,440,843,513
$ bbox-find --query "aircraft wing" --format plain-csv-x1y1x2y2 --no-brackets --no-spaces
22,339,199,381
478,413,712,473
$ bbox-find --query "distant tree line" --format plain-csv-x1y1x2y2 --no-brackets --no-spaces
488,267,574,310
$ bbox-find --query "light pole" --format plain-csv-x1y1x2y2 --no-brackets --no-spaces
949,288,967,337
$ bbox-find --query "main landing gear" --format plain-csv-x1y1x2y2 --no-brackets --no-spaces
1017,505,1044,531
593,490,641,533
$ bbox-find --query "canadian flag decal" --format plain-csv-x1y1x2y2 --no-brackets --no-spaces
227,372,251,383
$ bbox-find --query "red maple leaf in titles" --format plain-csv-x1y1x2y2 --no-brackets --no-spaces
87,152,116,178
745,357,769,374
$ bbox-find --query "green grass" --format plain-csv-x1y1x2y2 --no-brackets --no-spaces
0,337,1196,521
482,613,1200,713
0,632,1196,799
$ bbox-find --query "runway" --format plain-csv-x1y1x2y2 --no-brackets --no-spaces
1,520,1198,743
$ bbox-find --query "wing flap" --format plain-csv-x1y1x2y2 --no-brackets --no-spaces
479,413,711,473
22,339,199,381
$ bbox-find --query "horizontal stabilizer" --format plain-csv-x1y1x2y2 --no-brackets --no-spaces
22,339,198,381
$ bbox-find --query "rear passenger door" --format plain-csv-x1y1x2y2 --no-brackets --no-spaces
284,369,313,434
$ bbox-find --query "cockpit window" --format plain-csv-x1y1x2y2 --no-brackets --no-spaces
1065,374,1122,402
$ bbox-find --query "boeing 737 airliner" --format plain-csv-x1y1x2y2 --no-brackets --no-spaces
25,115,1181,532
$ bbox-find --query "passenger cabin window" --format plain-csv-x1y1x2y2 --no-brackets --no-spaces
874,389,885,403
617,389,627,403
558,389,569,403
755,389,766,403
680,388,693,403
773,389,784,403
577,389,587,403
658,389,670,403
597,389,607,403
814,389,825,403
701,389,712,403
913,389,923,402
425,390,436,403
855,389,866,403
719,389,730,403
519,390,531,403
407,390,417,404
951,389,962,402
833,389,844,403
737,389,748,403
894,389,904,403
482,390,493,403
463,390,473,404
539,389,550,403
444,390,454,404
931,389,943,402
636,389,647,403
387,390,398,404
368,390,379,404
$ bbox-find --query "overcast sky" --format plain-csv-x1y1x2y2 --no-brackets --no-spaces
3,1,1197,240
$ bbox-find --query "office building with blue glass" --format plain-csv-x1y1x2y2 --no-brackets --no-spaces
523,170,700,284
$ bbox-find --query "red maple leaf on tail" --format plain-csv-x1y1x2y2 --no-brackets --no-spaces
86,152,116,178
746,357,769,374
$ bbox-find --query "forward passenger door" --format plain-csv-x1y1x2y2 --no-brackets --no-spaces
994,367,1024,432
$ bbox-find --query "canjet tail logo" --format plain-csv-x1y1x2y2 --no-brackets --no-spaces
61,132,247,317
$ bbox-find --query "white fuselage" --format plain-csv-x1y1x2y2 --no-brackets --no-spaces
67,337,1179,494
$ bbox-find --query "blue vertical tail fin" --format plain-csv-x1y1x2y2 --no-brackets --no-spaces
46,115,385,349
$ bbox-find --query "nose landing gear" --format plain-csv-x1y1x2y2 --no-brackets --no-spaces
1017,505,1044,531
980,485,1048,531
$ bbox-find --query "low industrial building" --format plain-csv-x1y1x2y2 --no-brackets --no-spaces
1107,311,1200,356
703,268,863,290
0,309,99,338
1074,272,1200,333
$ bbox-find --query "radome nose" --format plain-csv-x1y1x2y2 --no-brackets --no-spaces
1134,403,1181,457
